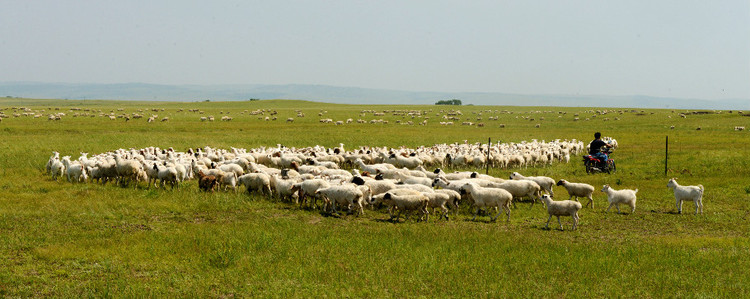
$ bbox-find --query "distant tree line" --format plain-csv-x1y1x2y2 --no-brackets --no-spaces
435,99,462,105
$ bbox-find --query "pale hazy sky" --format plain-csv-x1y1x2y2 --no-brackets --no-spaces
1,1,748,100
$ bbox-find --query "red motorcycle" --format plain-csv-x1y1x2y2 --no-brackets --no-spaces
583,147,616,174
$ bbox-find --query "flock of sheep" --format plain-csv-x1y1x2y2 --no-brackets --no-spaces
2,106,747,132
44,139,705,230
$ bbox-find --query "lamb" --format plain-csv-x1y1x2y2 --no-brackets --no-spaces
539,194,582,230
421,192,452,221
509,172,555,197
667,178,704,214
238,172,272,197
556,179,595,208
459,182,513,222
315,184,365,216
435,189,462,215
601,185,638,214
369,192,429,222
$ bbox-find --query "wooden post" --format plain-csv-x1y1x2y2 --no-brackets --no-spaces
664,135,669,176
486,137,491,175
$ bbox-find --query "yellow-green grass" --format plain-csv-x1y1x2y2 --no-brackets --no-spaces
1,98,749,297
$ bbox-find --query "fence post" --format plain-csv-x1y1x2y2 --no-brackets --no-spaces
664,135,669,176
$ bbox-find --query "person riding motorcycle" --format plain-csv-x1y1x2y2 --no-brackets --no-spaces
589,132,612,164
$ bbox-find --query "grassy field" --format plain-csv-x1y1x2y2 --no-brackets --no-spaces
1,98,749,297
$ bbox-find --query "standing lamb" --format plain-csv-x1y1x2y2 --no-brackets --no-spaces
667,178,704,214
556,179,595,208
601,185,638,214
539,194,582,230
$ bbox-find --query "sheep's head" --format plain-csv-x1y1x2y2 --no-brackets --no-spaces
470,172,478,178
601,185,610,192
374,174,384,180
433,168,442,174
351,176,366,186
667,178,677,189
556,179,567,186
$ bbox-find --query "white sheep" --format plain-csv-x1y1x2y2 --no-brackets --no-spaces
421,192,452,221
369,192,429,222
270,175,300,202
49,158,66,181
459,182,513,222
62,156,87,183
290,178,330,208
601,185,638,214
238,173,272,196
667,178,704,214
539,194,582,230
509,172,555,197
435,189,462,215
494,180,541,207
556,179,595,208
315,184,365,216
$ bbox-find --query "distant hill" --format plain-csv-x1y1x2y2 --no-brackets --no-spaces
1,82,747,110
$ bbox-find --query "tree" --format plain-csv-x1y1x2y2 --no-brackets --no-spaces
435,99,462,105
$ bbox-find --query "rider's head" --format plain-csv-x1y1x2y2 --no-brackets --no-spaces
594,132,601,139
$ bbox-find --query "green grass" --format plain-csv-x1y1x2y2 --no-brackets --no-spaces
1,98,749,297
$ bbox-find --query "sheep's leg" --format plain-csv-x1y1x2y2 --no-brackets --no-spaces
698,200,703,214
545,215,552,229
630,204,635,214
572,212,579,230
471,207,481,221
615,204,621,214
606,203,613,213
557,216,563,230
490,207,502,222
441,206,449,221
588,195,594,209
677,199,683,214
504,205,511,222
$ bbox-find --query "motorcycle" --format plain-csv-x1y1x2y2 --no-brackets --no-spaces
582,147,616,174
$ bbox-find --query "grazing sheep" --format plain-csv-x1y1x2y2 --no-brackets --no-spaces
459,182,513,222
539,194,582,230
509,172,555,197
556,179,595,208
667,178,704,214
601,185,638,214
